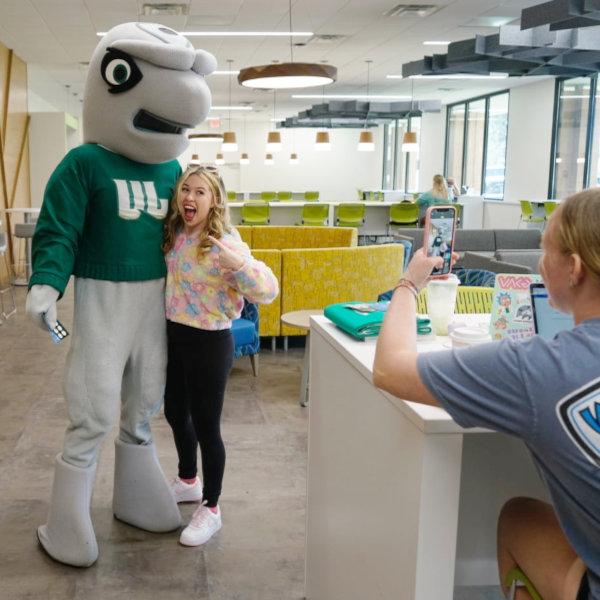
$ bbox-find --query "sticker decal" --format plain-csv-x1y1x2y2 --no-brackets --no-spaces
557,377,600,466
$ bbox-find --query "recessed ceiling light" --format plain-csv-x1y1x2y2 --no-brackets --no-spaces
423,40,451,45
210,106,253,111
401,73,509,80
97,31,313,37
292,94,411,100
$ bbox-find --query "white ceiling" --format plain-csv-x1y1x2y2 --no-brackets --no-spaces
0,0,548,122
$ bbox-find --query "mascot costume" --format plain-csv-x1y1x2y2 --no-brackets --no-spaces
26,22,216,567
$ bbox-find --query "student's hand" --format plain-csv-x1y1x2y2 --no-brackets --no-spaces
404,249,459,291
208,235,245,272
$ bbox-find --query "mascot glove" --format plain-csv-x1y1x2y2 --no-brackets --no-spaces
26,284,60,331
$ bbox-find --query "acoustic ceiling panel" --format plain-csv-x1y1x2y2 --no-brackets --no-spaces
276,99,442,128
521,0,600,31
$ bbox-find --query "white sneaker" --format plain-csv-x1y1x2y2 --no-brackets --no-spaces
179,504,222,546
169,476,203,503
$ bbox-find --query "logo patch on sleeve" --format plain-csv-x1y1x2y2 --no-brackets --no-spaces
557,377,600,466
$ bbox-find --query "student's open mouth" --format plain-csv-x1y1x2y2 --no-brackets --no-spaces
183,204,197,221
133,109,190,134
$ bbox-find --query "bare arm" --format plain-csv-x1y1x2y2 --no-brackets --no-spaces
373,249,454,407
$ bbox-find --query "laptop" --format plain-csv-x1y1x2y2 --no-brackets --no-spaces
530,283,574,340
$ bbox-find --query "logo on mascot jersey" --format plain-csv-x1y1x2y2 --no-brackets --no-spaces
557,377,600,466
113,179,168,220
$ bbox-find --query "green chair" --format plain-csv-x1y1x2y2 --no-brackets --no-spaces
304,191,319,202
454,202,463,228
260,191,277,202
388,202,419,231
335,203,365,228
544,201,558,220
277,191,293,201
505,568,542,600
241,202,270,225
519,200,546,228
297,203,329,226
227,190,237,201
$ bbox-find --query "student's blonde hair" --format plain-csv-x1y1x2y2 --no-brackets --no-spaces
162,165,232,258
553,188,600,280
431,174,449,199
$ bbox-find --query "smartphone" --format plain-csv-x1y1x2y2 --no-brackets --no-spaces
43,312,69,344
423,205,457,277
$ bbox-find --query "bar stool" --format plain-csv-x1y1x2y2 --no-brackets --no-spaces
13,222,36,285
0,230,16,321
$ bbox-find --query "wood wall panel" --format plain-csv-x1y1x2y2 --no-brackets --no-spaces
0,41,30,283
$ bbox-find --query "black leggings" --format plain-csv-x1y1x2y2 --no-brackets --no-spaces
164,321,234,507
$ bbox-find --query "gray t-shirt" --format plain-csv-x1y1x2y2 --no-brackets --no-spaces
418,319,600,598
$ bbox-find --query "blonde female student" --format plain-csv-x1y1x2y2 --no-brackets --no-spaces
162,165,278,547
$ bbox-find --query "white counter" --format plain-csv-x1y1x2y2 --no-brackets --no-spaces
305,316,548,599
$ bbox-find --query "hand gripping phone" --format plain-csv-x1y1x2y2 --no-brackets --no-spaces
43,312,69,344
423,205,457,277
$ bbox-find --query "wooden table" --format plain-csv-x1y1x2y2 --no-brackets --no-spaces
280,309,323,406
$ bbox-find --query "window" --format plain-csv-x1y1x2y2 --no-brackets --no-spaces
406,117,421,193
464,99,485,194
550,76,596,198
444,91,509,198
446,105,465,187
381,116,420,193
483,93,509,199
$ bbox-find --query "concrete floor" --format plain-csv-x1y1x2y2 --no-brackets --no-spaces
0,286,504,600
0,286,307,600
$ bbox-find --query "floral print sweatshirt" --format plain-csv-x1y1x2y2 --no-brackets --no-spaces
166,229,279,330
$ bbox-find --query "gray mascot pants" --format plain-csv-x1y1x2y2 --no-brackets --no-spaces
62,278,167,468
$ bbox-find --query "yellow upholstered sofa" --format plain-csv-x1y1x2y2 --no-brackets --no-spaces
232,225,403,338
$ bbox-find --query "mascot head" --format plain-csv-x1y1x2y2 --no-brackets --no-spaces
83,22,216,164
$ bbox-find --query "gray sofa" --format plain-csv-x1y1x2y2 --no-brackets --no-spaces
392,228,542,274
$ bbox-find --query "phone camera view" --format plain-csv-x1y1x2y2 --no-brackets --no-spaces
427,210,455,275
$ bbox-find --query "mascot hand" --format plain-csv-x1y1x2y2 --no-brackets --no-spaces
26,284,60,331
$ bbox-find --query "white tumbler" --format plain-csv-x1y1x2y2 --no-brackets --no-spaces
426,274,460,335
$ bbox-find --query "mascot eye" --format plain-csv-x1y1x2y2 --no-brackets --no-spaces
101,49,143,94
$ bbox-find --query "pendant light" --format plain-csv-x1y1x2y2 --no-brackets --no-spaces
315,86,331,151
240,116,250,165
238,0,337,89
265,153,274,165
215,153,225,165
289,129,299,164
222,60,238,152
357,60,375,152
402,78,419,153
266,90,282,152
189,154,201,166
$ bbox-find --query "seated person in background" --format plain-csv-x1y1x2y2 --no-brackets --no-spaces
416,174,454,224
373,188,600,599
446,176,460,201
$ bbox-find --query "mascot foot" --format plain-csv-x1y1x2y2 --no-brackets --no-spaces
113,439,181,532
38,455,98,567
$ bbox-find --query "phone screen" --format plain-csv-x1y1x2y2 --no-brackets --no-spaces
426,207,456,276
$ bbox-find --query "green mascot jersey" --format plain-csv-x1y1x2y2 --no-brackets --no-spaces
30,143,181,295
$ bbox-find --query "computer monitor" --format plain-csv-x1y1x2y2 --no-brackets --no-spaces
530,283,574,340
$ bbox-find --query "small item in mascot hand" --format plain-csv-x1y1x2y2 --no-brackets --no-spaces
43,312,69,344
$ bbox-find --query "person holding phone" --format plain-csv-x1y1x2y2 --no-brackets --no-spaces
162,165,278,547
373,188,600,599
424,207,457,277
